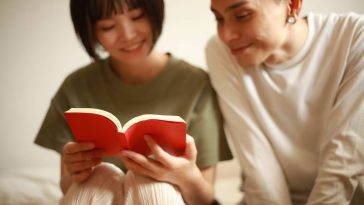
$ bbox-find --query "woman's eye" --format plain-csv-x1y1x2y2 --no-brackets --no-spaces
100,25,115,31
131,13,144,20
97,18,116,31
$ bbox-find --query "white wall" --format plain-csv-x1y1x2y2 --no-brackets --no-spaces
0,0,363,172
301,0,364,15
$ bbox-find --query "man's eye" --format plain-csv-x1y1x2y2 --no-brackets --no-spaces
235,13,250,21
214,15,224,23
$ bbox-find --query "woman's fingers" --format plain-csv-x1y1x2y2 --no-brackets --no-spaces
120,150,160,171
63,141,95,154
121,151,165,179
66,158,102,174
121,149,178,179
62,141,104,183
144,135,176,168
184,134,197,161
63,149,104,163
63,142,104,163
122,155,151,175
71,168,93,183
120,135,199,185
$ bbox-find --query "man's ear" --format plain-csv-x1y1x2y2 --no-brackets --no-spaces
290,0,303,16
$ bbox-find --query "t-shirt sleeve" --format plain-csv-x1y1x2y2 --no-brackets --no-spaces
34,81,73,154
187,77,233,169
307,14,364,205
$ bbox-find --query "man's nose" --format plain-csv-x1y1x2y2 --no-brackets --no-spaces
219,24,240,43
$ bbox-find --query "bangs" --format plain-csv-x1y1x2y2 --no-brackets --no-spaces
92,0,142,20
70,0,164,61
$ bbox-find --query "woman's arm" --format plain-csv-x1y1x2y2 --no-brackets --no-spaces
60,158,72,194
175,166,216,205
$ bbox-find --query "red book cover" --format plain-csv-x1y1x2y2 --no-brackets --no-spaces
64,108,187,156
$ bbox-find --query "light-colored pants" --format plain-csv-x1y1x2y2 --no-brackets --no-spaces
60,163,185,205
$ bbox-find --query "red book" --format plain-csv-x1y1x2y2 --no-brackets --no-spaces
64,108,187,156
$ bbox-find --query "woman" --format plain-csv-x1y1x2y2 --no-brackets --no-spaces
206,0,364,204
34,0,232,204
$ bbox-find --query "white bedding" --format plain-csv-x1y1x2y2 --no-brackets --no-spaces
0,167,62,205
0,160,243,205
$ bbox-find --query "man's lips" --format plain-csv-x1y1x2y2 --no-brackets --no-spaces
229,43,252,55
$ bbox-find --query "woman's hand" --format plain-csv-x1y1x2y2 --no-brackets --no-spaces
62,142,104,183
121,135,214,205
119,135,215,205
119,134,200,186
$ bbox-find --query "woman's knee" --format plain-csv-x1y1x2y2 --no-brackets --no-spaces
123,171,185,205
61,163,125,205
83,163,124,188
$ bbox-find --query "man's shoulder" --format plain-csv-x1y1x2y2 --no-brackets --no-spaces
309,12,364,30
205,35,224,52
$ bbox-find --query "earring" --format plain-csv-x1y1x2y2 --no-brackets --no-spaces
287,15,297,24
287,7,298,24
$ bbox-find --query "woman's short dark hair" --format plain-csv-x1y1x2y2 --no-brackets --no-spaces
70,0,165,61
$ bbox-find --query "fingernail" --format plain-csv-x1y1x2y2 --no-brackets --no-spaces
119,150,131,157
118,150,126,157
144,135,151,140
87,142,95,149
144,135,154,145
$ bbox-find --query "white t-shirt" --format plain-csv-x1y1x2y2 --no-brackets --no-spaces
206,13,364,205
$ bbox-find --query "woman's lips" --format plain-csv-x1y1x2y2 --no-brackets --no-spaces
120,40,144,52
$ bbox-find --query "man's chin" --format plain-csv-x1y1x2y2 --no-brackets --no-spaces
235,57,260,69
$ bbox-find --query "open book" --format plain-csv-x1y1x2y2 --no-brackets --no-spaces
64,108,187,156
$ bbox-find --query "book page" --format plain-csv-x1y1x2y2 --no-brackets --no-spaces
66,108,122,130
122,114,185,133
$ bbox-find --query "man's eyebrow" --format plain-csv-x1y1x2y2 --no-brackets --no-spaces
210,1,248,14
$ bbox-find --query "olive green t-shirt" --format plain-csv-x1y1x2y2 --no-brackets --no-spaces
35,55,232,171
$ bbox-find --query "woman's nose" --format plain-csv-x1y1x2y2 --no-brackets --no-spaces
115,18,137,41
